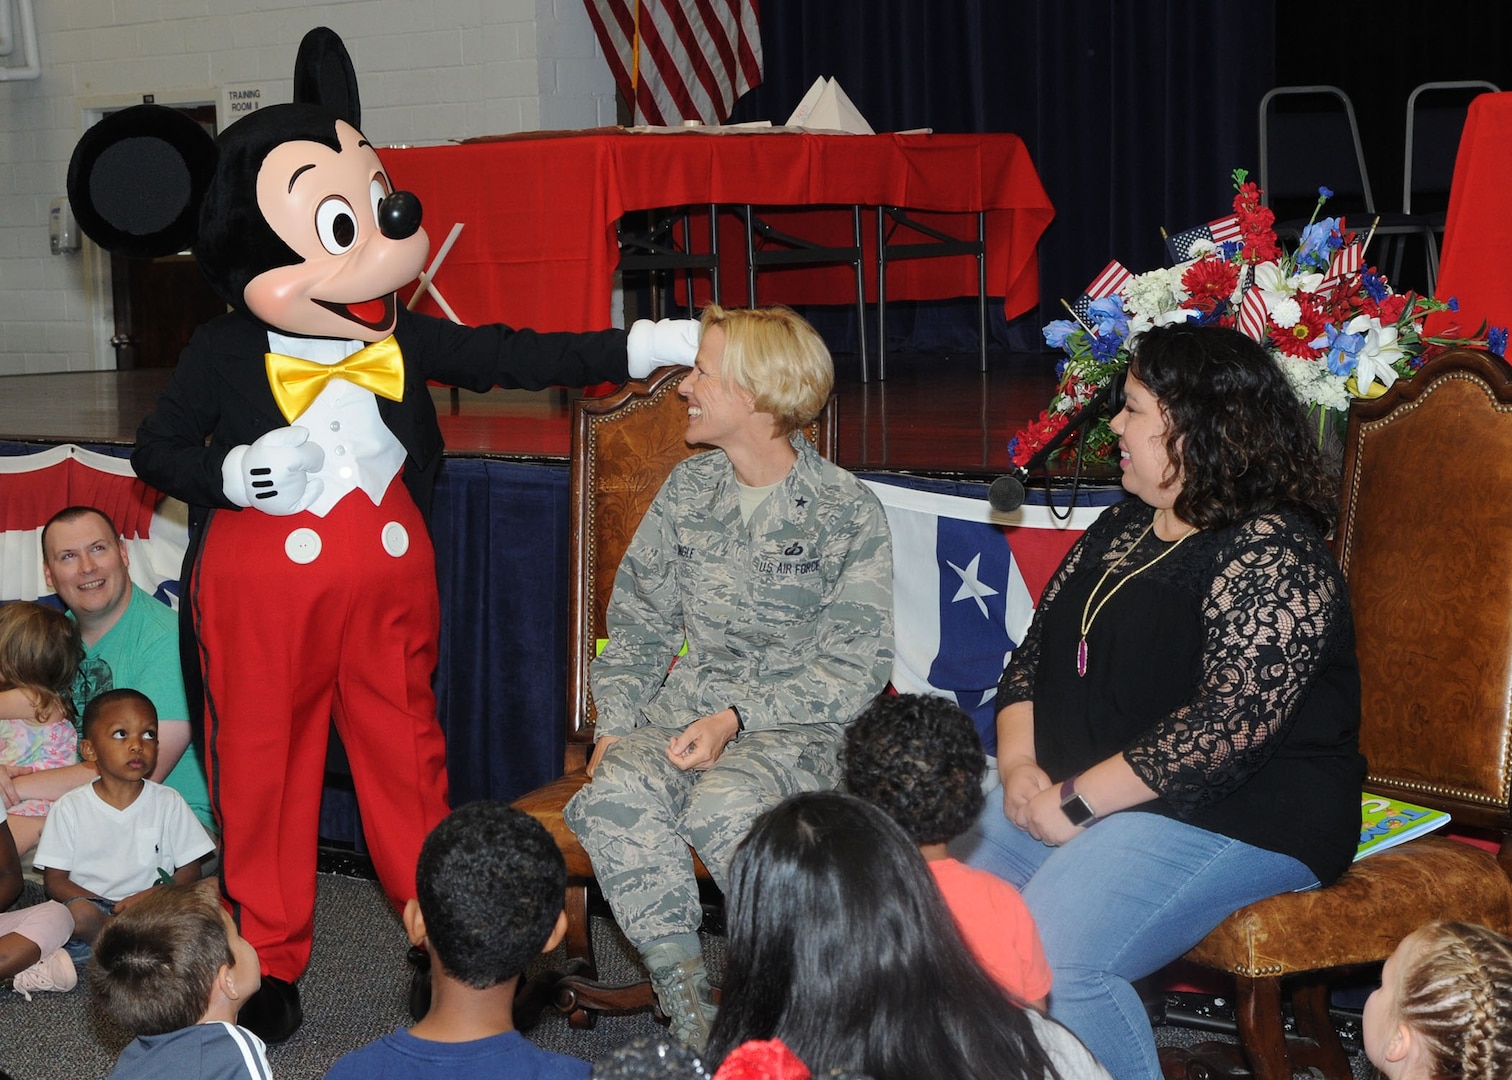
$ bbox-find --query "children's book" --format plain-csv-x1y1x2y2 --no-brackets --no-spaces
1355,792,1452,862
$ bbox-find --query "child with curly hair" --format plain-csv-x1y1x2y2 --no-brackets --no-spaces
1363,920,1512,1080
842,693,1050,1010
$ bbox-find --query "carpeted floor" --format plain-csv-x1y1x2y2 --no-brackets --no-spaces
1,870,1376,1080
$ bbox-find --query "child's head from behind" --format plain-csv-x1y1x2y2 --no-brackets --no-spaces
841,693,986,846
412,801,565,989
1364,921,1512,1080
80,689,158,785
90,880,260,1034
0,600,83,724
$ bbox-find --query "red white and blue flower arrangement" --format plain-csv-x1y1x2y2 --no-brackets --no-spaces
1009,169,1508,469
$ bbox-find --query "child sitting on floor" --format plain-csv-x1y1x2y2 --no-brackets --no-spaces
0,600,84,859
91,880,272,1079
842,692,1051,1009
33,688,214,947
324,801,587,1080
0,815,75,999
1364,920,1512,1080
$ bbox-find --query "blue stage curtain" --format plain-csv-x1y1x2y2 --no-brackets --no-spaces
728,0,1276,337
430,458,572,807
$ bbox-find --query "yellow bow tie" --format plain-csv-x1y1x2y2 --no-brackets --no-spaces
265,335,406,422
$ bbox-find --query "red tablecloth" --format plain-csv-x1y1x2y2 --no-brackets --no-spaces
384,129,1054,332
1427,92,1512,339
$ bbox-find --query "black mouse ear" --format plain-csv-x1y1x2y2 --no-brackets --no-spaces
66,104,217,260
293,26,360,130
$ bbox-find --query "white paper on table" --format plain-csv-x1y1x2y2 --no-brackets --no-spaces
784,76,875,135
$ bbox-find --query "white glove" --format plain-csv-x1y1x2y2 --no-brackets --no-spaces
626,318,700,378
222,426,326,516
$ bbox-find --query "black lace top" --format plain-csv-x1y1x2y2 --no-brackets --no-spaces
998,497,1365,885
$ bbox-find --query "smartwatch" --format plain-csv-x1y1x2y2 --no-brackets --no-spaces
1059,774,1097,828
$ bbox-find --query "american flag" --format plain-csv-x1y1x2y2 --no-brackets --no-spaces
1165,215,1243,263
1325,240,1364,287
1068,260,1133,322
584,0,763,126
1237,281,1270,342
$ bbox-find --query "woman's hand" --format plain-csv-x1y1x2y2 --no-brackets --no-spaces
585,735,620,778
665,709,740,771
1020,783,1085,847
1001,759,1052,827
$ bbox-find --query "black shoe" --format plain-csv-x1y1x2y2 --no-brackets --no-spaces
240,975,303,1044
407,945,432,1022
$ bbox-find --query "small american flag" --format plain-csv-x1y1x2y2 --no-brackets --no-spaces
1237,282,1270,342
1165,215,1243,263
1326,240,1364,285
1069,260,1133,321
584,0,763,126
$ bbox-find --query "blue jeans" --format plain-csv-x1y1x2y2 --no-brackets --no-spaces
950,796,1318,1080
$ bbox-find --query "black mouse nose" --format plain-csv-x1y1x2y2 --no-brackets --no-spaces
378,190,423,240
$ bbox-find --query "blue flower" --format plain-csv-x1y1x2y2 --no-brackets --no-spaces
1218,240,1242,261
1055,357,1068,378
1322,322,1365,377
1318,186,1334,199
1490,327,1508,357
1296,218,1342,271
1361,269,1390,302
1448,297,1460,312
1086,296,1129,337
1090,333,1124,364
1043,320,1079,349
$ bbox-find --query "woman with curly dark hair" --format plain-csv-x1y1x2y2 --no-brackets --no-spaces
953,323,1365,1080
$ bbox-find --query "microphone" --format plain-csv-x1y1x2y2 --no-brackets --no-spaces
988,373,1126,513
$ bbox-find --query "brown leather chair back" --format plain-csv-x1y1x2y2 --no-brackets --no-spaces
562,365,835,770
1336,348,1512,834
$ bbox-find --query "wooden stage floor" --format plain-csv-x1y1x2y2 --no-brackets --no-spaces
0,351,1058,477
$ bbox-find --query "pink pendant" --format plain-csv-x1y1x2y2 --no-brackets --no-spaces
1076,637,1088,678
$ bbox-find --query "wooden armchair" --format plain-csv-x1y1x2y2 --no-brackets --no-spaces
1163,349,1512,1080
513,364,834,1026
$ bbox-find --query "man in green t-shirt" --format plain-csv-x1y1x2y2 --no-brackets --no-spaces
0,506,212,833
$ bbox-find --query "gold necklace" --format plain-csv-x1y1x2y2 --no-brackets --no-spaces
1077,512,1197,677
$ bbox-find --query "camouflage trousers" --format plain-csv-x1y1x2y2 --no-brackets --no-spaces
563,722,844,953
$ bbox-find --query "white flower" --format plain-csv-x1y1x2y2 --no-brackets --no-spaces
1275,354,1351,412
1346,315,1406,397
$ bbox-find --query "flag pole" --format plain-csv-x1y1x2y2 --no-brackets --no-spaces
1059,297,1095,336
631,0,642,125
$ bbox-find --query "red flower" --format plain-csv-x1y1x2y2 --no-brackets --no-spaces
1377,294,1408,323
1269,295,1327,358
714,1039,811,1080
1181,256,1239,315
1008,409,1069,468
1233,182,1281,263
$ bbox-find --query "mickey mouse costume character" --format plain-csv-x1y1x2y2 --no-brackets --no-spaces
65,28,698,1042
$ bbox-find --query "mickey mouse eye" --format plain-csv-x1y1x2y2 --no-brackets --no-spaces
369,177,390,226
315,195,358,255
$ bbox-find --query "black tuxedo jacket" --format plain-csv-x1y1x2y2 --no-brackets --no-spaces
133,305,629,526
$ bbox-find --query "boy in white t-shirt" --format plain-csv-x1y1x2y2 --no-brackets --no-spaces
34,689,214,947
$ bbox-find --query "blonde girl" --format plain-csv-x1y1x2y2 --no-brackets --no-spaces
0,601,84,856
1364,920,1512,1080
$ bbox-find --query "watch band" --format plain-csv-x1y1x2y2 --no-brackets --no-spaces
1059,773,1097,828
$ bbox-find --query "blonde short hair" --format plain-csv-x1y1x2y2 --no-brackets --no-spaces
700,305,833,436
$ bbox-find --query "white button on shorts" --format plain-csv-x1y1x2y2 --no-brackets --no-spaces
381,521,409,558
285,527,323,564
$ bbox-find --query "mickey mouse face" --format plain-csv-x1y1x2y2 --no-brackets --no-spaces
242,119,429,341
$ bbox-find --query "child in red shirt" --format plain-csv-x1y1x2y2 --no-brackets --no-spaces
843,693,1051,1009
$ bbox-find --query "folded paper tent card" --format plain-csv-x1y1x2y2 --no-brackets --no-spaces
785,76,875,134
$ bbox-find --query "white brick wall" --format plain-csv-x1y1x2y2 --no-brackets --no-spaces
0,0,617,375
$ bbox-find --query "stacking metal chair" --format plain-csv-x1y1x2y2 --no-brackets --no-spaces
1259,85,1429,287
1402,80,1500,293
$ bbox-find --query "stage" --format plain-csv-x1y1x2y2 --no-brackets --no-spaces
0,350,1057,474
